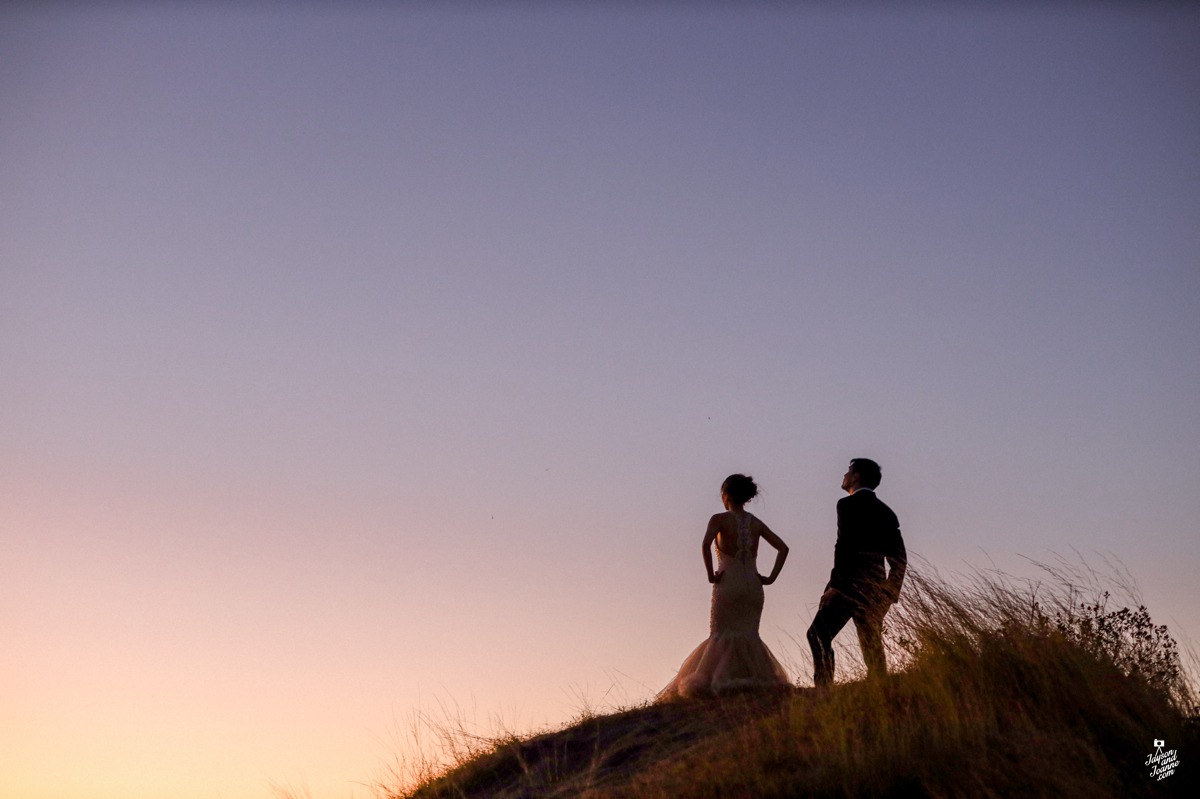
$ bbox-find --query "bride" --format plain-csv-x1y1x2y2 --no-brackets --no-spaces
659,474,792,699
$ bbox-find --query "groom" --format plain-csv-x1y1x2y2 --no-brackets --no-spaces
807,458,907,687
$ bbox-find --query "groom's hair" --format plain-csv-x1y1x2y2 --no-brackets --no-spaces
850,458,882,489
721,474,758,504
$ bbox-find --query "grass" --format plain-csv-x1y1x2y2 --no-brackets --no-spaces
363,561,1198,798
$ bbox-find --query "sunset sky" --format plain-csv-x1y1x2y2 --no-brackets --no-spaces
3,4,1198,798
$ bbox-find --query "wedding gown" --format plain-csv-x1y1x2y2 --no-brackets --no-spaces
659,512,791,699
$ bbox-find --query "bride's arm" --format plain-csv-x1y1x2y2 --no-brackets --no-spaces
703,514,722,583
758,522,790,585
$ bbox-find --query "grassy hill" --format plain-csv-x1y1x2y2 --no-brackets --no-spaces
376,568,1198,798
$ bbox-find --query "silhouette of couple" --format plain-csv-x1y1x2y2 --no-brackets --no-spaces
658,458,907,699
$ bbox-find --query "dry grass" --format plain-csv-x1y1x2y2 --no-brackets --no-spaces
367,561,1198,799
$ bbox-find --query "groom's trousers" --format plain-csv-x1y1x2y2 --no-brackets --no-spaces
806,591,888,688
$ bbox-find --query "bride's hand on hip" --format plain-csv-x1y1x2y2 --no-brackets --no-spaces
709,571,724,584
760,574,774,586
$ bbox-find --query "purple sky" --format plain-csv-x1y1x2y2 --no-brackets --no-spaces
3,4,1198,798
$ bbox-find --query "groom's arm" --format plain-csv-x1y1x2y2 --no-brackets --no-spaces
884,521,907,603
826,496,854,594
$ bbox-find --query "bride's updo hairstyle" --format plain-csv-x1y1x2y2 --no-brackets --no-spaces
721,474,758,505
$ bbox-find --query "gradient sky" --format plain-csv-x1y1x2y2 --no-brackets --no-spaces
3,4,1198,798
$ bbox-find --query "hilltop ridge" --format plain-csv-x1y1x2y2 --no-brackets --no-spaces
380,570,1198,798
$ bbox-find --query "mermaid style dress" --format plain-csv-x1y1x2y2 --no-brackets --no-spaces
659,512,791,699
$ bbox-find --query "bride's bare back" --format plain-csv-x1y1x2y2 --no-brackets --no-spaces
714,511,767,556
710,511,789,577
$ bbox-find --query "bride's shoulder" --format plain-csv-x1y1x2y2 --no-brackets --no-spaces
708,510,735,528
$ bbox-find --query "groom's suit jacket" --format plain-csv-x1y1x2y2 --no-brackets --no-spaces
825,489,907,606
